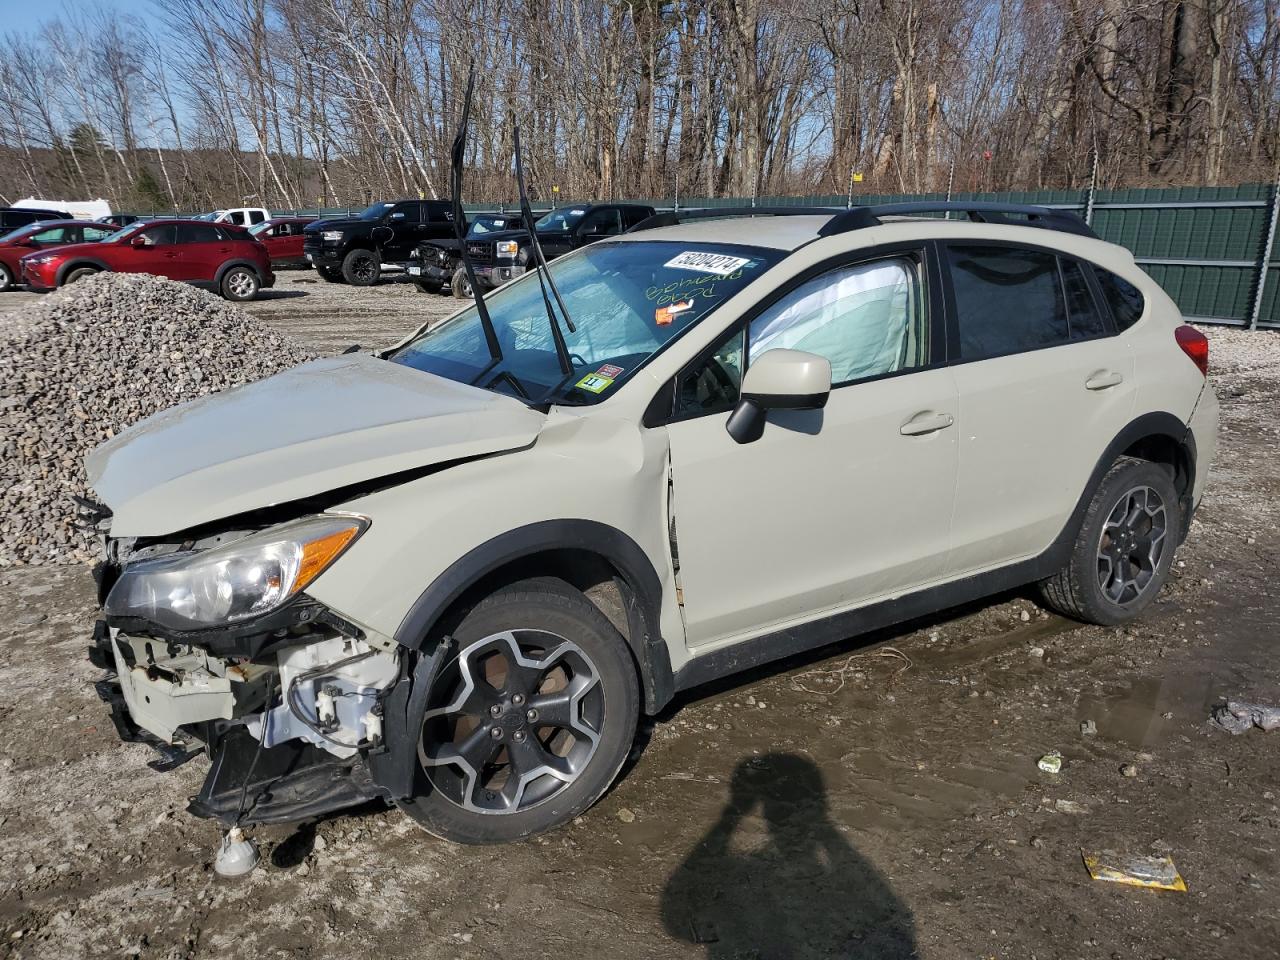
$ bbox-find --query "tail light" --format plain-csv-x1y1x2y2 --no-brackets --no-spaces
1174,324,1209,377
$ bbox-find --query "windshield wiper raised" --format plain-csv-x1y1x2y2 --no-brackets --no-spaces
449,64,505,378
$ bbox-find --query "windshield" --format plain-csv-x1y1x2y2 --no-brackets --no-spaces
534,207,587,232
355,202,395,221
248,221,272,236
388,240,783,404
467,215,511,237
100,224,142,243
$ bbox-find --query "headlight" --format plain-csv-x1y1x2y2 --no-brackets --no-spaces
104,515,367,631
496,240,519,259
322,230,344,241
26,253,57,265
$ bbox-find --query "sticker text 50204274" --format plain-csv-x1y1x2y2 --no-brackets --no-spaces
664,251,752,276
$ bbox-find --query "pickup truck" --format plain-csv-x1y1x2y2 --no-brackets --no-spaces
410,203,656,297
302,199,455,285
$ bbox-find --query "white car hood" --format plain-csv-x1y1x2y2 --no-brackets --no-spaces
86,354,546,536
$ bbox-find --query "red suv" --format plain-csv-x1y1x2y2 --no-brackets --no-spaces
19,219,275,301
248,217,316,267
0,219,115,292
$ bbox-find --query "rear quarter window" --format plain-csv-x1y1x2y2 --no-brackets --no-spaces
1092,267,1146,331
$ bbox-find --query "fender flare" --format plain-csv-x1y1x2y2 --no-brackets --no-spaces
393,519,675,714
54,259,111,286
1049,410,1196,564
213,259,264,287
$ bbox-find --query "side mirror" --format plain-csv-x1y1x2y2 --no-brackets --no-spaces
390,212,406,221
18,237,39,247
725,349,831,444
130,235,149,248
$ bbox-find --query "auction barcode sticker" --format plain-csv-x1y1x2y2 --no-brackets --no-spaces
664,252,751,276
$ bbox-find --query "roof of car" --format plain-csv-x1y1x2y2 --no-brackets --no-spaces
615,208,1125,258
616,215,830,251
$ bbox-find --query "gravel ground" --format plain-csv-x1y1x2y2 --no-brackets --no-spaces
0,286,1278,959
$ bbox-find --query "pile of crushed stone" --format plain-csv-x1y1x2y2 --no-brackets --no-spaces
0,273,315,565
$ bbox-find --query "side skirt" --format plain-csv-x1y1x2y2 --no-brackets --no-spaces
672,546,1064,693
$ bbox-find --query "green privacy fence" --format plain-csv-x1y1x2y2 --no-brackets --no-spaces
194,182,1280,330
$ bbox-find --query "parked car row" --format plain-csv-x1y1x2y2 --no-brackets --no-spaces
2,198,720,304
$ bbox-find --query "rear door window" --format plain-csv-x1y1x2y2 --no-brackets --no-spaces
177,223,222,244
392,201,423,223
946,244,1069,360
248,210,266,225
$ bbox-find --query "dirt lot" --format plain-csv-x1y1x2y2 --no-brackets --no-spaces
1,277,1279,959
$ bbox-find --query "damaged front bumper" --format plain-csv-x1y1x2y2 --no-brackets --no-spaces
88,609,442,826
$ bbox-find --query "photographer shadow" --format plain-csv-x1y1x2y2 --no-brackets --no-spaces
661,753,916,959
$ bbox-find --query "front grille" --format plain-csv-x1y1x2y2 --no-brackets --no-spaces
466,241,492,263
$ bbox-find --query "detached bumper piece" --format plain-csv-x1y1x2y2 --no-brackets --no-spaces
188,726,383,826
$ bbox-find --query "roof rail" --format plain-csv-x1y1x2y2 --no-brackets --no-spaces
819,201,1097,239
628,200,1097,241
627,206,843,233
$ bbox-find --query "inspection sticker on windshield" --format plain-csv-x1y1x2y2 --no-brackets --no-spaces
576,373,615,394
595,363,624,379
664,251,752,276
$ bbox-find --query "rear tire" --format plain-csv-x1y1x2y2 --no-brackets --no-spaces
342,249,380,286
413,280,445,295
220,266,260,302
0,263,13,291
1039,456,1181,626
317,265,345,283
451,265,473,300
63,266,99,286
397,578,639,844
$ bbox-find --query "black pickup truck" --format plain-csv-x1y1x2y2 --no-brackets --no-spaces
410,203,656,297
302,199,456,285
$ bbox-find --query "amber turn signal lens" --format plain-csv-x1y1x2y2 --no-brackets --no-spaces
292,524,362,595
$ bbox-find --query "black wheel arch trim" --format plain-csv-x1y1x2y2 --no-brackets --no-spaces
673,410,1197,694
54,259,110,285
393,519,675,715
214,260,264,286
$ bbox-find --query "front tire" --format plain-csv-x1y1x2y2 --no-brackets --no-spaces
0,263,13,292
450,265,473,300
220,266,260,301
397,578,639,844
317,265,345,283
1040,456,1181,626
342,248,380,286
63,266,99,286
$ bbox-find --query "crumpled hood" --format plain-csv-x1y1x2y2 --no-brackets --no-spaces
87,354,546,536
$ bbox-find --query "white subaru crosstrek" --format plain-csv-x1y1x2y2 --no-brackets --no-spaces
85,203,1218,844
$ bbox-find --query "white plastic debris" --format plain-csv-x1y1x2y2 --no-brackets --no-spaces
214,827,259,878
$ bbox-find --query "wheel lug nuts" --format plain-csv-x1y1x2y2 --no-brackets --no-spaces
489,705,502,717
490,727,503,740
512,731,526,743
526,709,538,722
512,694,525,706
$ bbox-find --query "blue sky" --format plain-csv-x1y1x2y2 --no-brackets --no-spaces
0,0,152,32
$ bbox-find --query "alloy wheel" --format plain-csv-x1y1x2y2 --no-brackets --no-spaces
419,630,604,815
352,255,378,283
227,270,255,298
1096,484,1168,604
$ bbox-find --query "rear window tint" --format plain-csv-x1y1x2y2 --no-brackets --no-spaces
947,244,1069,360
1092,268,1145,330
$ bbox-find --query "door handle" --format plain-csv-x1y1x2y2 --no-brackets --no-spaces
900,411,954,436
1085,370,1124,390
